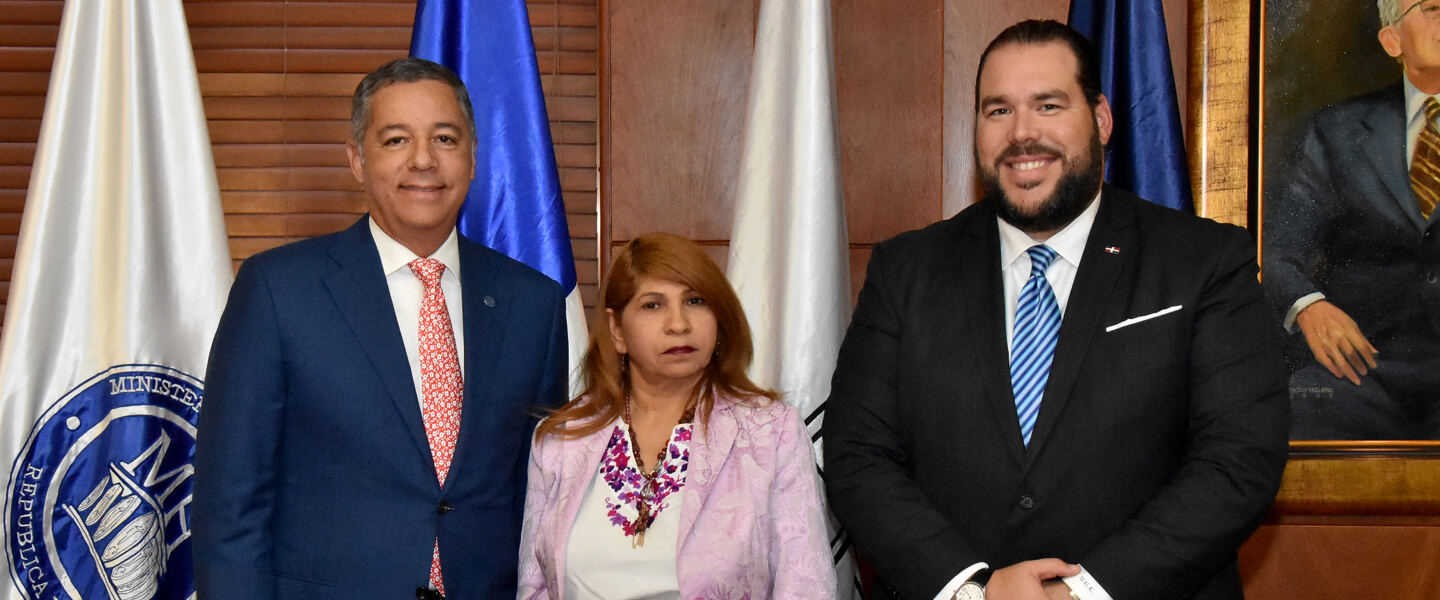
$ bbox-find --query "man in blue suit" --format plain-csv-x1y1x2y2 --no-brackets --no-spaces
192,58,569,599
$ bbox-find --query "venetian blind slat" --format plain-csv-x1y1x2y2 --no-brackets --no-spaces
0,1,63,25
199,73,362,97
222,191,365,214
0,190,25,211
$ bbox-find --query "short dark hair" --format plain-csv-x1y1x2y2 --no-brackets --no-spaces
974,20,1103,110
350,58,476,147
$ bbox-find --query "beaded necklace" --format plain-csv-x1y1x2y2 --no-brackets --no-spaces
622,396,695,548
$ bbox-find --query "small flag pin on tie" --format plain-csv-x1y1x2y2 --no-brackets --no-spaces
1104,246,1121,254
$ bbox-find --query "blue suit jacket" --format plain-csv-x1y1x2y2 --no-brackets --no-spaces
193,216,568,600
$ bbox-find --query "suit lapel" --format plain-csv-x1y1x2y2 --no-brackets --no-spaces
323,217,434,470
447,238,516,485
955,211,1028,465
678,402,737,549
1024,190,1136,462
1359,87,1428,230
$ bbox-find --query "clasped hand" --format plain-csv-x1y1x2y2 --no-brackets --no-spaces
984,559,1080,600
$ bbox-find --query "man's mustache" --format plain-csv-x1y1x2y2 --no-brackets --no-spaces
995,142,1065,169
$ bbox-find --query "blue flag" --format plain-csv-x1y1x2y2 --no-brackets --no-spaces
410,0,589,391
1069,0,1193,212
410,0,577,291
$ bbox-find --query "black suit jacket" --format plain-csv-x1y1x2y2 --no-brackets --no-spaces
824,187,1289,600
1264,83,1440,343
193,216,568,600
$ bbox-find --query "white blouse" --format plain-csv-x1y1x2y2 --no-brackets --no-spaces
564,422,692,600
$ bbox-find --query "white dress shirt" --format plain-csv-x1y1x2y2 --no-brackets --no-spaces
369,219,466,407
1283,72,1437,330
933,191,1113,600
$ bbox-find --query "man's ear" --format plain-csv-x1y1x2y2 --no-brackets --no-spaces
1380,26,1404,59
1094,94,1114,146
346,139,365,185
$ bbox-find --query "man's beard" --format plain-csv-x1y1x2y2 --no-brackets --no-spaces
978,128,1104,234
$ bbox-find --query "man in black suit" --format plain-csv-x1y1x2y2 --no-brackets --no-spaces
824,20,1289,600
1263,0,1440,439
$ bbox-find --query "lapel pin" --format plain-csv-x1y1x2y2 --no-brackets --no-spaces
1104,246,1121,254
483,295,496,307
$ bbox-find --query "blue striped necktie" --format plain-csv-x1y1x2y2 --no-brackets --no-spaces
1011,245,1061,446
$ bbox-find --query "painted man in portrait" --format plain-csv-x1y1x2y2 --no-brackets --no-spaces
1264,0,1440,439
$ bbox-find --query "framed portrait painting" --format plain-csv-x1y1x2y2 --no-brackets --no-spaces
1190,0,1440,513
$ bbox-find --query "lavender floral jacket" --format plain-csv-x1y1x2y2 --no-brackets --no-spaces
517,397,836,600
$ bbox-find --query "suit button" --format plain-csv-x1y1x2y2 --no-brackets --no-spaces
437,501,453,515
1019,495,1035,510
1428,272,1438,285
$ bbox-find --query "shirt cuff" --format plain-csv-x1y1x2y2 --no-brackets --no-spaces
1061,566,1113,600
1284,292,1327,332
931,562,989,600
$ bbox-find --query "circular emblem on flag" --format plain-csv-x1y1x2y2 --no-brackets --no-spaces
5,364,202,600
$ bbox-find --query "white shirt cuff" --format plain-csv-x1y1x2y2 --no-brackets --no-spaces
931,562,988,600
1283,292,1327,332
1061,566,1113,600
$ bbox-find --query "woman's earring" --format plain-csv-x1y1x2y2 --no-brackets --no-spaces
620,353,629,374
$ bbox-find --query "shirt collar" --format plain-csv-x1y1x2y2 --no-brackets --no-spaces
368,217,462,280
997,188,1103,270
1404,72,1435,128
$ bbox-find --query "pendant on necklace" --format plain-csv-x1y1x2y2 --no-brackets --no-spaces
633,498,650,548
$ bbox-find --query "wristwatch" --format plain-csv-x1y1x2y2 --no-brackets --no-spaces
952,581,984,600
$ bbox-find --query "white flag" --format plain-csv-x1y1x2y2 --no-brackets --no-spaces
726,0,857,595
0,0,231,598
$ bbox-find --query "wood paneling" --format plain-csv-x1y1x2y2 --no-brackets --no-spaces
1241,522,1440,598
604,0,753,243
833,0,943,242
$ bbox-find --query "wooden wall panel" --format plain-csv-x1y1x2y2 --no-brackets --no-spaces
0,0,601,331
1241,522,1440,598
603,0,753,243
833,0,943,244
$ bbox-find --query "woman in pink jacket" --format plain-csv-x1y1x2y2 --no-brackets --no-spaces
517,233,835,600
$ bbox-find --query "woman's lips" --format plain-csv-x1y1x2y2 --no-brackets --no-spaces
664,346,696,355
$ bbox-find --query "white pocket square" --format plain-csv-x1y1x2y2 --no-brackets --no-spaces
1105,305,1182,333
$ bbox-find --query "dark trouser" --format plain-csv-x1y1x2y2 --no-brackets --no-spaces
1289,332,1440,440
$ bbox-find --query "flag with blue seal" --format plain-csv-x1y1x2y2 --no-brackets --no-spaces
0,0,232,598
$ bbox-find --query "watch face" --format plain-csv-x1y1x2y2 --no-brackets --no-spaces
954,582,985,600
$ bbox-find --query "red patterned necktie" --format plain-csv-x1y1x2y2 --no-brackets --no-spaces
409,257,463,596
